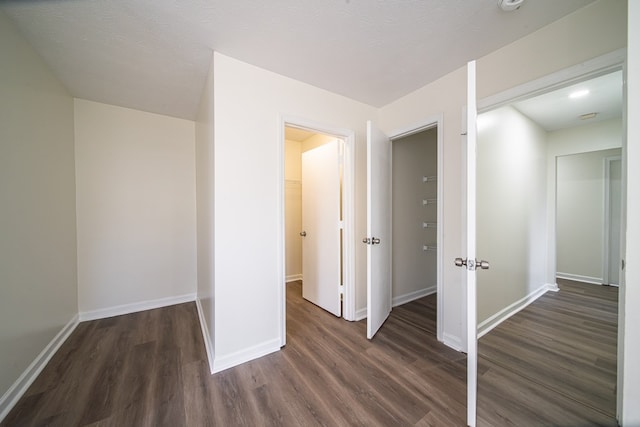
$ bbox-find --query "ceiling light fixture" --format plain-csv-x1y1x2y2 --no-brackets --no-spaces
580,112,598,120
569,89,590,99
498,0,524,12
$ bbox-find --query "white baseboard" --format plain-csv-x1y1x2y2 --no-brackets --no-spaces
477,283,558,339
79,293,196,321
355,307,367,321
195,298,215,374
443,332,463,352
556,272,603,285
0,314,79,422
285,274,302,283
212,338,281,373
392,286,436,308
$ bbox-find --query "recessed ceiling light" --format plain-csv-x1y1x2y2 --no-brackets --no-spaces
580,112,598,120
498,0,524,11
569,89,590,99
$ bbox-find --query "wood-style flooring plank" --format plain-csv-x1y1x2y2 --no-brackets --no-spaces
2,278,618,426
477,279,619,425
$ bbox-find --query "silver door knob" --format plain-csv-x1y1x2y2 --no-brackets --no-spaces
454,257,467,267
371,237,381,245
299,231,307,237
476,260,490,270
362,237,371,244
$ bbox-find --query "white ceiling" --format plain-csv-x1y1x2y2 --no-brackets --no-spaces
1,0,595,120
285,127,317,143
512,70,623,131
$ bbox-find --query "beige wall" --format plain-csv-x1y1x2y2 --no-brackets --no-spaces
391,128,438,302
195,56,216,363
546,118,623,288
556,148,622,283
476,106,548,324
74,99,197,314
0,10,78,407
212,52,376,370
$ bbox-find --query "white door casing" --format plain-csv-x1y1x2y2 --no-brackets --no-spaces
366,120,392,339
605,157,622,285
301,140,342,317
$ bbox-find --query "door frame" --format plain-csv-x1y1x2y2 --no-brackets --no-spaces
471,48,627,424
604,155,622,286
387,114,444,342
477,48,625,290
277,115,356,346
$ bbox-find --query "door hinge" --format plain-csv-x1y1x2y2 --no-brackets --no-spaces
339,220,344,229
339,284,344,295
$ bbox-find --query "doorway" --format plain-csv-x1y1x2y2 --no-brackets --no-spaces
285,127,343,316
279,118,356,346
390,127,439,332
470,63,624,425
365,117,444,342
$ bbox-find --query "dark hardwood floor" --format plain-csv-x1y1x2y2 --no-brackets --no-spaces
3,282,466,426
2,279,619,426
477,279,619,427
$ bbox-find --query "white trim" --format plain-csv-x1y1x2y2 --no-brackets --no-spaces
78,293,196,321
0,314,79,422
355,307,367,321
477,283,559,339
556,272,603,285
392,286,436,307
603,155,622,286
212,338,281,373
443,332,464,352
195,298,215,374
387,113,445,343
478,48,627,113
285,274,303,283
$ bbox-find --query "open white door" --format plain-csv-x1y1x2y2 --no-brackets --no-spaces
365,121,392,339
301,140,342,317
459,60,480,427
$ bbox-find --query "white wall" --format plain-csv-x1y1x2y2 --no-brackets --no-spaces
0,10,77,409
379,0,627,351
391,129,438,302
476,106,548,324
546,118,623,287
212,52,376,371
556,148,622,283
195,57,216,367
622,1,640,424
74,99,197,315
285,139,302,280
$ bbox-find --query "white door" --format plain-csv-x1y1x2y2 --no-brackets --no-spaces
365,120,392,339
301,140,342,317
460,60,480,427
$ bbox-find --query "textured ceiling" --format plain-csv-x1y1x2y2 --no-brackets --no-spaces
1,0,595,120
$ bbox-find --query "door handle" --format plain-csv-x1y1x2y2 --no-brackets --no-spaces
476,260,490,270
362,237,381,245
454,258,490,270
300,231,307,237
